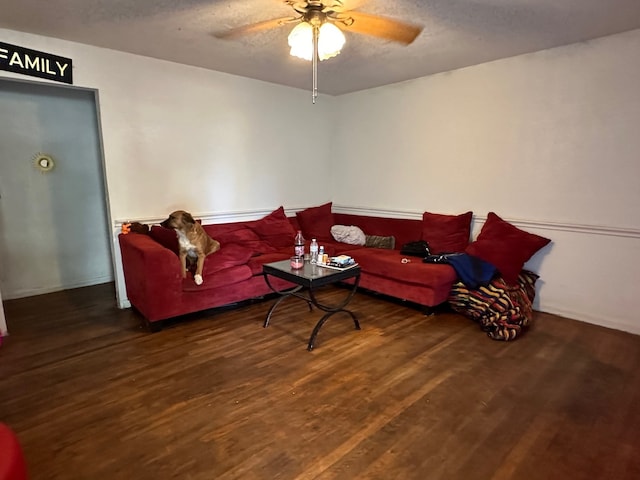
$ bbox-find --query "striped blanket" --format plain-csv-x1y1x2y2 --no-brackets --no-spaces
448,270,539,341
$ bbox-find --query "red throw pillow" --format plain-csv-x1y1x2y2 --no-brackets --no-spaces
296,202,335,241
149,225,179,254
465,212,551,285
248,206,297,248
422,211,473,254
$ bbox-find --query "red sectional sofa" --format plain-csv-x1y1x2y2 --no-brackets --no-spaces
118,205,466,329
119,203,550,331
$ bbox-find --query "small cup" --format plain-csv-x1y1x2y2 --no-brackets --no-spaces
290,256,304,270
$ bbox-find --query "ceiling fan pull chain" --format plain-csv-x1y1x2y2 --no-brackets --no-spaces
312,24,319,104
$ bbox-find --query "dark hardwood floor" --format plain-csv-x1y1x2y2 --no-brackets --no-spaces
1,283,639,480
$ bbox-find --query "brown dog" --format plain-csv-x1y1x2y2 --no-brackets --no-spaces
160,210,220,285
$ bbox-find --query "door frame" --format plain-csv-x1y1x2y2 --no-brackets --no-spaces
0,76,115,335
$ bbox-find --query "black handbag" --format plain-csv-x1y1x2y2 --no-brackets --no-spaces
400,240,431,257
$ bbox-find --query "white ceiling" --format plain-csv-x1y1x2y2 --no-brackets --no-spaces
2,0,640,95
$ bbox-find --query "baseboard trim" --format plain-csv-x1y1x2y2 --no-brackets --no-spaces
2,275,114,300
539,304,640,336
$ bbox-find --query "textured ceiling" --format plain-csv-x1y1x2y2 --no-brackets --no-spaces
2,0,640,95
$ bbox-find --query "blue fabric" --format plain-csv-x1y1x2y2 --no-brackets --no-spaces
424,253,496,289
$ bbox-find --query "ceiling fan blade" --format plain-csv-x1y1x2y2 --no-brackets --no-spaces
343,11,423,45
214,16,297,39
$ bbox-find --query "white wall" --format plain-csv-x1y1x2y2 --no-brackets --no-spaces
331,29,640,334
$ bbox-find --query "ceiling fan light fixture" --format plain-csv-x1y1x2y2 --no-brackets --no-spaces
288,22,313,60
288,21,345,61
318,22,345,60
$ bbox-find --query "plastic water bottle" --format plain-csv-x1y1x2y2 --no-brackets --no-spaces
294,230,305,258
310,239,319,264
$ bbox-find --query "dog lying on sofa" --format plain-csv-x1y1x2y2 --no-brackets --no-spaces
160,210,220,285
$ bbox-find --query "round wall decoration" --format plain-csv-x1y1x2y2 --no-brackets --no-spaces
33,153,55,173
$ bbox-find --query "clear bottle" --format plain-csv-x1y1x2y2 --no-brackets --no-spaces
294,230,305,258
310,239,319,264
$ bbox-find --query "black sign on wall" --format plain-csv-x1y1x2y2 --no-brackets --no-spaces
0,41,73,84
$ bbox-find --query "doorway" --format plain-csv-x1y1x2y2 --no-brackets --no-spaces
0,78,113,312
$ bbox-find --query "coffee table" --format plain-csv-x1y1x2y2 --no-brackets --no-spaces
262,259,361,351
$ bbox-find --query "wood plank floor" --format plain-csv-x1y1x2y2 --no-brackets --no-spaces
1,283,639,480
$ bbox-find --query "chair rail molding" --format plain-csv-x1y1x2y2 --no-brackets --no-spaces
332,205,640,239
113,206,312,229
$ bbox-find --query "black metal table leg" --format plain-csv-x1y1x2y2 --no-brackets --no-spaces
306,274,361,350
263,273,312,328
307,309,360,351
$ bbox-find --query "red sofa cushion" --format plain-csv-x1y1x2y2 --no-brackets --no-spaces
296,202,335,242
248,206,297,248
422,211,473,254
465,212,551,285
345,248,457,288
182,265,252,292
204,223,258,244
203,223,275,255
201,244,253,276
149,225,179,254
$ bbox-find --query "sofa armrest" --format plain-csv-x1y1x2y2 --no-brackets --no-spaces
118,233,183,322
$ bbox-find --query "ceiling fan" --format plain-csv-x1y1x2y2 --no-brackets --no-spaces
215,1,423,102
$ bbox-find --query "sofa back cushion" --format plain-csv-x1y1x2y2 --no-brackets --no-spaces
247,206,297,248
422,211,473,254
204,223,258,244
296,202,335,242
202,223,275,255
333,213,423,250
